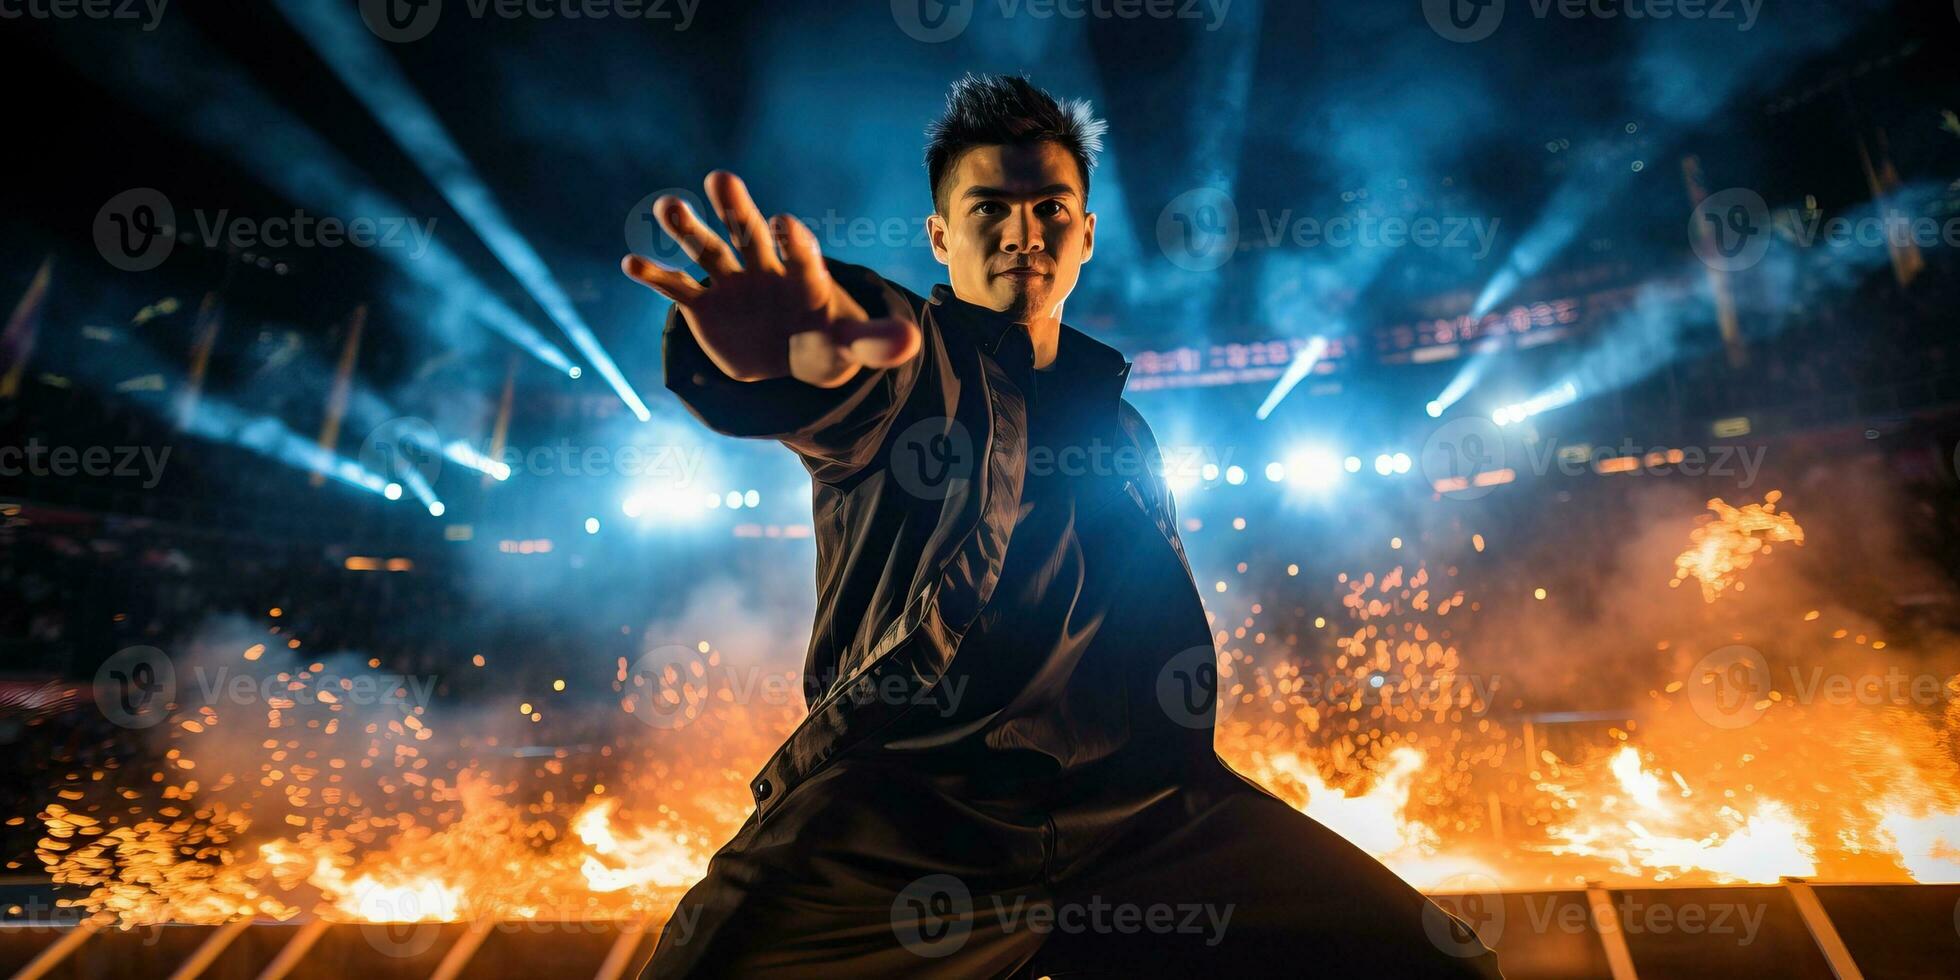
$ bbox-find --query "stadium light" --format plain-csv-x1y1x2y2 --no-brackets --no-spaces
1285,447,1345,492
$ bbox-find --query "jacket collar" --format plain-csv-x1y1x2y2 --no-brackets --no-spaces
928,283,1132,395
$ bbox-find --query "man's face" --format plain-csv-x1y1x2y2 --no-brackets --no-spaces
928,142,1095,322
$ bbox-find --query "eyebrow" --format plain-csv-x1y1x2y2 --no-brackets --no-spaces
961,183,1079,201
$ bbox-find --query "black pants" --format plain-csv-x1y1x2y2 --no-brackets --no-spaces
640,748,1502,978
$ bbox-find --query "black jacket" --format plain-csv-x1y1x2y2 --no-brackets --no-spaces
661,262,1214,826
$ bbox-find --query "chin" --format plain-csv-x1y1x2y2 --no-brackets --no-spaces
997,283,1051,320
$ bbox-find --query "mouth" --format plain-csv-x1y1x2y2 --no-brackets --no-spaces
995,268,1048,280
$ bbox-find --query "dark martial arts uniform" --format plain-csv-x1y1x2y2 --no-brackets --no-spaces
642,265,1503,978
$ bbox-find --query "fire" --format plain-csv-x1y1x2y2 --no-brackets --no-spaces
575,799,709,893
1670,491,1804,602
1534,746,1819,884
314,863,462,923
1876,807,1960,882
23,489,1960,929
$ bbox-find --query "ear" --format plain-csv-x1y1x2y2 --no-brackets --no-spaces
927,212,951,267
1081,210,1095,265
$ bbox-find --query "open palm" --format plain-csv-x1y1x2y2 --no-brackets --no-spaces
622,171,920,388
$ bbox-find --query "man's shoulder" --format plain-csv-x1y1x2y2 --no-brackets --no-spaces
1114,397,1161,447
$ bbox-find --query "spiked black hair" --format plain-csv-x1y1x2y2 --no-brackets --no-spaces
924,74,1107,214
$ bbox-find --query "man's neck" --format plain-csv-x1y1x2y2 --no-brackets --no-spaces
1021,313,1062,370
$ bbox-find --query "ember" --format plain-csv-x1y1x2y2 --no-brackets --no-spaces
23,491,1958,934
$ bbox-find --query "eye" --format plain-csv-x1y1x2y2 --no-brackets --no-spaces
1036,200,1067,218
971,201,1006,217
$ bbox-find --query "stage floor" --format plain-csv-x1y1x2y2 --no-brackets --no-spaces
4,882,1955,979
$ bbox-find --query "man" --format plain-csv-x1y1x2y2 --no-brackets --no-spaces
622,74,1501,978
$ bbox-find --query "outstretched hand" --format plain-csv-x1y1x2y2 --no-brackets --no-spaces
622,171,921,388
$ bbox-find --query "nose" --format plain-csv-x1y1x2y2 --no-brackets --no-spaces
1000,206,1045,254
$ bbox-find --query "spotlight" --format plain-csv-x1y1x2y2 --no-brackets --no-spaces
1374,454,1394,476
1391,453,1413,475
1165,469,1199,498
625,487,711,521
443,440,512,481
743,489,760,508
1426,401,1443,418
1285,447,1344,492
274,0,651,421
585,517,600,534
1344,456,1362,473
428,501,446,517
1494,382,1579,427
384,482,403,500
569,366,583,379
1225,465,1246,486
1264,462,1286,482
1255,336,1329,420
